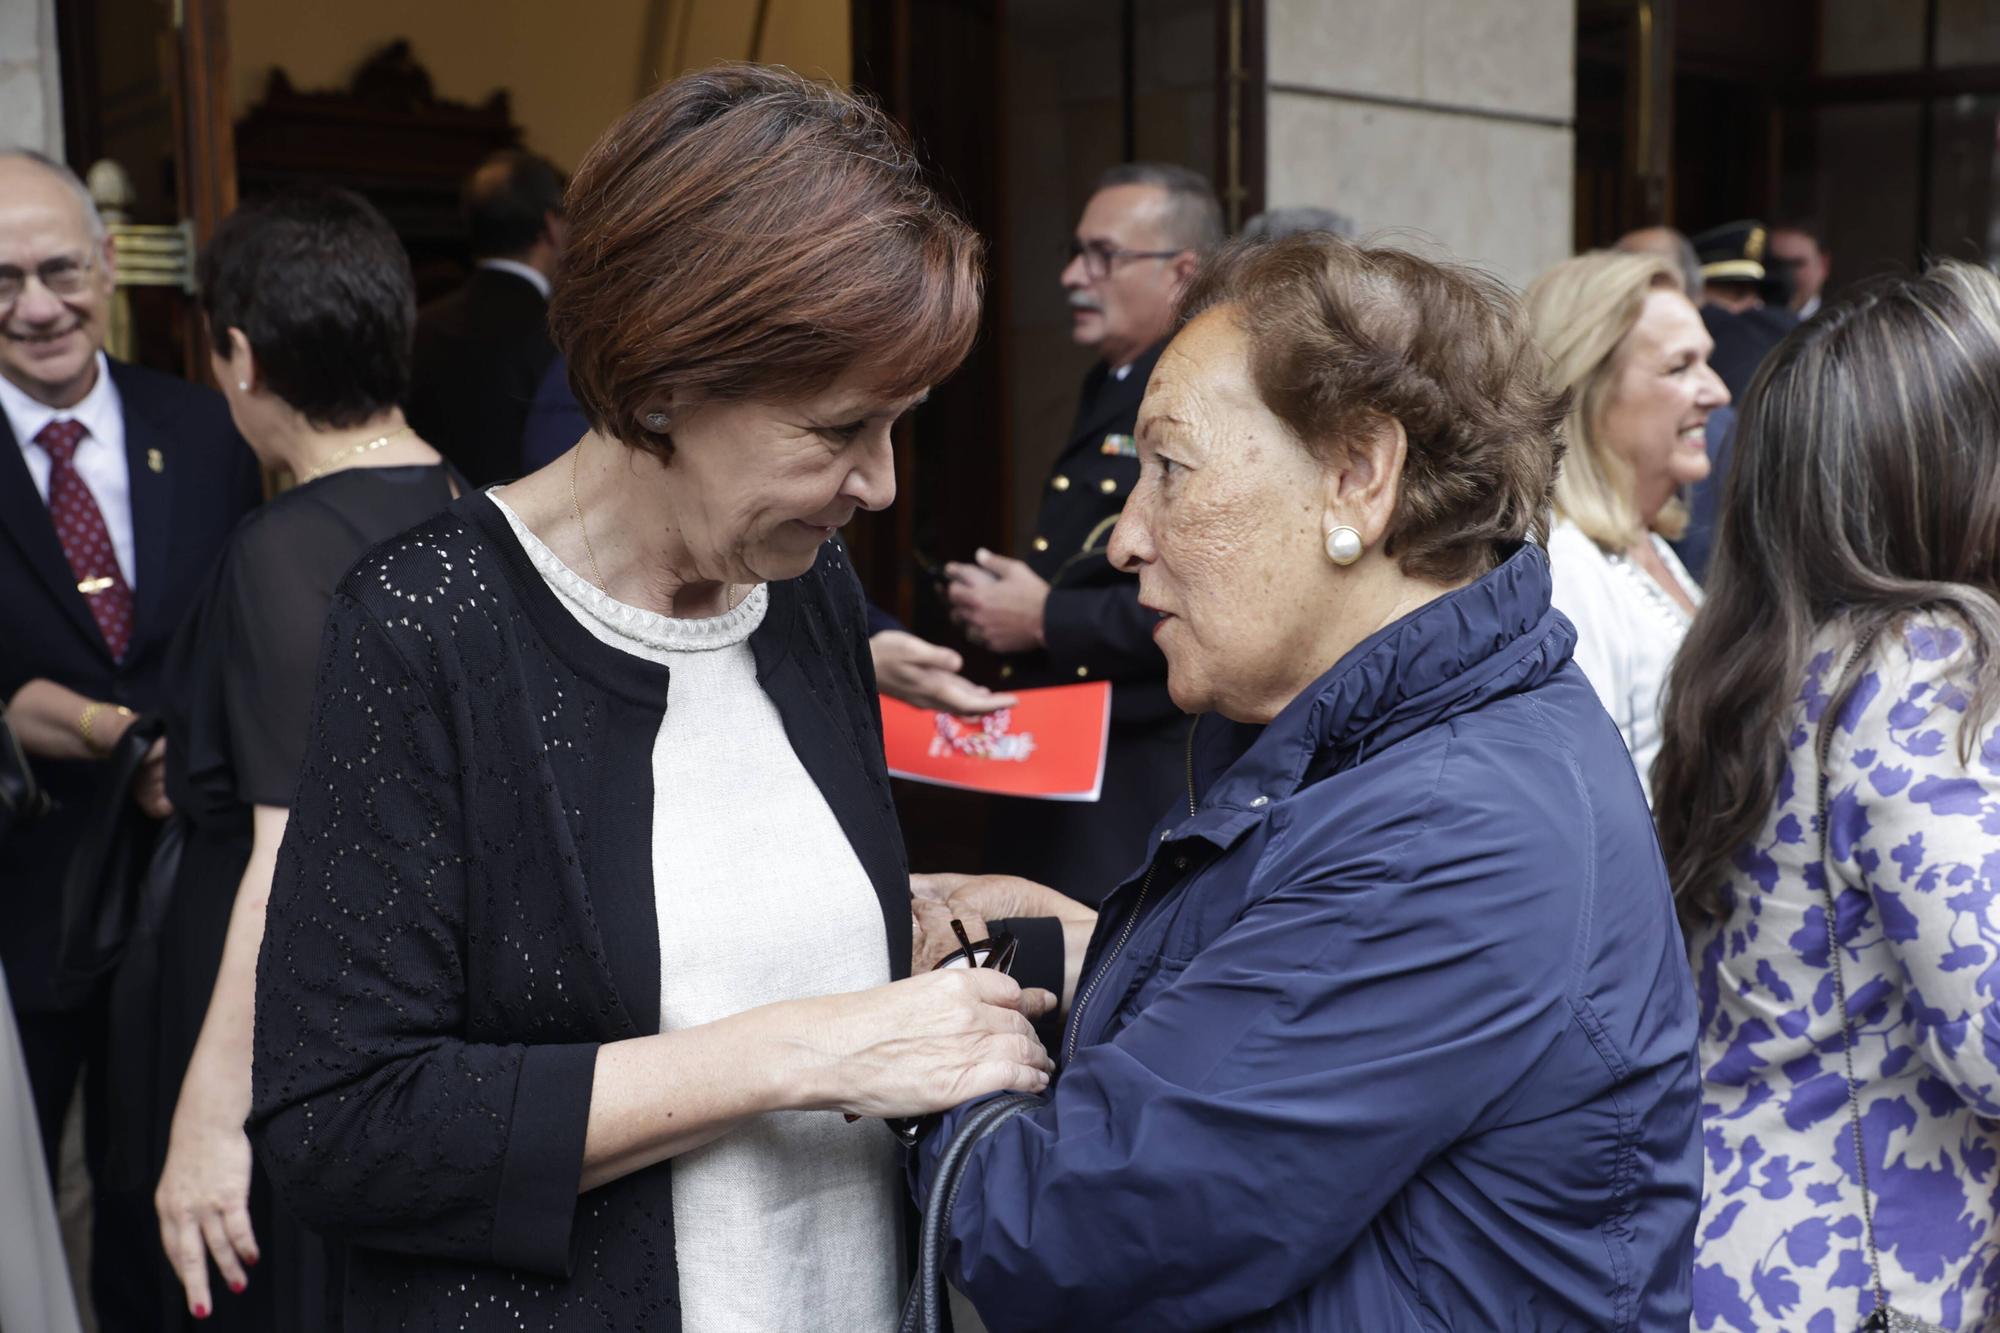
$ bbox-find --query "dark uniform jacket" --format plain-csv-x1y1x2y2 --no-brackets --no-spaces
998,343,1172,724
986,342,1193,994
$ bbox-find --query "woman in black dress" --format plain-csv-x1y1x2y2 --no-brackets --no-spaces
150,188,456,1328
246,66,1055,1331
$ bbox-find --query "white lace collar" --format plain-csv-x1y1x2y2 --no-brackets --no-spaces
487,490,767,653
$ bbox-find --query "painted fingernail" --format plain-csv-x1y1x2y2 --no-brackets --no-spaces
229,1279,245,1293
193,1306,209,1320
245,1253,259,1266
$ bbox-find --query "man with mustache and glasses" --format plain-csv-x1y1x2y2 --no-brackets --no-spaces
0,149,259,1330
944,163,1219,1002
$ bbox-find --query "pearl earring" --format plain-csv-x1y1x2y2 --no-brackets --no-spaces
644,411,671,431
1324,525,1364,566
237,381,249,392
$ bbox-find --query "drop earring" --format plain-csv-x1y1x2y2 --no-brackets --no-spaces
1324,525,1364,566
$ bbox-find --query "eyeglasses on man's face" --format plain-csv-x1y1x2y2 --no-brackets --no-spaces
0,251,99,309
1065,237,1187,281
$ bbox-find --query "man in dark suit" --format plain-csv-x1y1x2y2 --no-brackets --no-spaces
407,150,566,486
0,148,261,1327
1691,219,1799,402
946,163,1221,988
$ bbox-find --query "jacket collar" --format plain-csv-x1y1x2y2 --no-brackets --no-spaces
1176,543,1573,849
475,257,552,301
1066,339,1167,450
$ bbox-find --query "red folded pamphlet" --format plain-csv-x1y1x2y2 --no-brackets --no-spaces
880,681,1112,801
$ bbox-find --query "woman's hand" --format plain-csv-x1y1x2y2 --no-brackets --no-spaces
913,872,1094,925
786,969,1056,1120
870,630,1018,715
912,898,991,973
155,1097,259,1318
915,873,1098,1012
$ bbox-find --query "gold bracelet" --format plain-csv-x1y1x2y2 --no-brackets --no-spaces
77,701,133,755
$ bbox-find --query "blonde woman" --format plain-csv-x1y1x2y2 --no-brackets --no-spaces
1525,252,1729,798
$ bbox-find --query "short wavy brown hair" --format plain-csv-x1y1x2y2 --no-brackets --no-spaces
550,64,984,455
1182,234,1566,582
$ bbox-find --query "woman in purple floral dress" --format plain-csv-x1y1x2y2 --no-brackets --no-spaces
1655,259,2000,1332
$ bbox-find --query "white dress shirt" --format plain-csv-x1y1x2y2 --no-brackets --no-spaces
475,257,551,300
1546,518,1701,804
1,353,135,588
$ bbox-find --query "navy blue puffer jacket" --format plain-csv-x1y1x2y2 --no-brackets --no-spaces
916,543,1701,1330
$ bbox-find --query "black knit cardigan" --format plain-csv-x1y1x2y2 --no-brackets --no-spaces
249,494,912,1330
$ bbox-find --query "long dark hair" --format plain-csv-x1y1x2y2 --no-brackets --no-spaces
1654,259,2000,923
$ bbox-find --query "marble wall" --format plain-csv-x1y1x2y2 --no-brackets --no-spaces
0,0,63,158
1263,0,1576,289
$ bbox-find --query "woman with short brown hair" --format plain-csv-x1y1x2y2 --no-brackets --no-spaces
248,65,1052,1330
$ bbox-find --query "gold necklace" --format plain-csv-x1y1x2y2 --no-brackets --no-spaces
570,442,609,593
300,426,414,483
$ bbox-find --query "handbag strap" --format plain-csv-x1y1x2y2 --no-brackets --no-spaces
1813,626,1890,1320
0,717,50,826
898,1093,1044,1333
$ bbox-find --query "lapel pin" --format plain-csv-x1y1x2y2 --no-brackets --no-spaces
147,448,163,473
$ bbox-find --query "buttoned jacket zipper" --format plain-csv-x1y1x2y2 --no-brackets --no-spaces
1064,719,1200,1064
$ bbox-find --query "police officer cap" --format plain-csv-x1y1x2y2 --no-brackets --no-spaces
1688,219,1768,284
1691,219,1789,302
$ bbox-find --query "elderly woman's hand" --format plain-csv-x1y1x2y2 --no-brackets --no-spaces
792,969,1055,1120
912,898,991,973
914,872,1094,925
916,873,1099,1012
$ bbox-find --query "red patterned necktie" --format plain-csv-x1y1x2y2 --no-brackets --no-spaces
34,418,134,660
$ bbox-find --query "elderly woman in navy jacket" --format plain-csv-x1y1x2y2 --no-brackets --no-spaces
917,235,1702,1330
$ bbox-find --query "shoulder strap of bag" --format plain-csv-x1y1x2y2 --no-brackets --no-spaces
52,714,168,1008
899,1093,1044,1333
1813,627,1949,1333
0,718,50,834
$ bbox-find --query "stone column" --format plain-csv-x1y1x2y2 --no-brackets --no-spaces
0,0,64,157
1262,0,1574,288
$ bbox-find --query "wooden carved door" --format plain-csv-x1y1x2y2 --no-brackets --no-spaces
56,0,235,379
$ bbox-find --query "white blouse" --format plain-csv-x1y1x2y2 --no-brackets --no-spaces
1545,518,1700,803
490,493,900,1332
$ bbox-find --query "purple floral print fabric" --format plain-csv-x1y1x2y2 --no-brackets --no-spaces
1691,616,2000,1332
